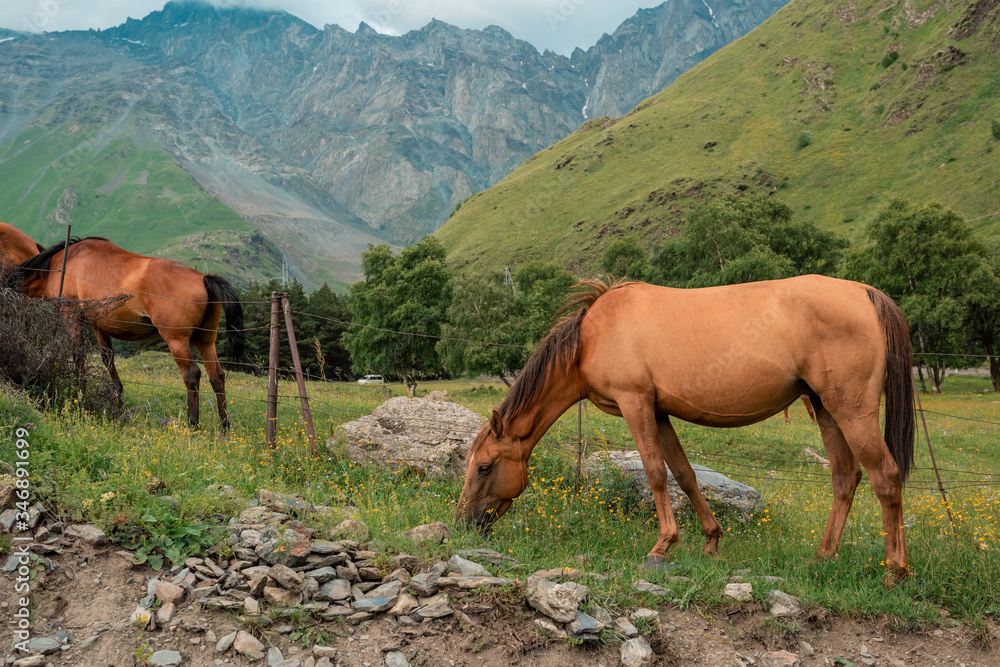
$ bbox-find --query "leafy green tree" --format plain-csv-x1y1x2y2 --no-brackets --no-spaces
601,237,652,280
437,272,528,386
513,261,577,344
343,237,452,395
843,200,985,393
963,245,1000,391
653,194,846,288
308,284,352,381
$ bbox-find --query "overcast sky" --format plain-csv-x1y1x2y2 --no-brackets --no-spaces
0,0,665,55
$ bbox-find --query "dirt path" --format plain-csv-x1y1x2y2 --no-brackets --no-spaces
2,540,997,667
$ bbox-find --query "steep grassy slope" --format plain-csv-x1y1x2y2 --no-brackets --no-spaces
435,0,1000,274
0,116,283,283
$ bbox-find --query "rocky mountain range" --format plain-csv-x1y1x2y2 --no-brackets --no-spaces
0,0,787,285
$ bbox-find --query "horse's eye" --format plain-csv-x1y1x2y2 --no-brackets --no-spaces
478,463,493,475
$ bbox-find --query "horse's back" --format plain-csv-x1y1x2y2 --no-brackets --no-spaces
578,276,887,426
0,222,41,265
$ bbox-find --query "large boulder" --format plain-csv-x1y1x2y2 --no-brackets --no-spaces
329,397,484,477
586,450,763,515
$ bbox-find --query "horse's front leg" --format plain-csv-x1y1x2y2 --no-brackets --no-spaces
93,328,123,396
618,398,681,568
656,416,722,556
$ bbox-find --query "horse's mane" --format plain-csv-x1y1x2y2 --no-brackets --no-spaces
5,237,108,289
495,277,636,423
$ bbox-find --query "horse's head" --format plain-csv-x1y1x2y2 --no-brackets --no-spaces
456,410,529,531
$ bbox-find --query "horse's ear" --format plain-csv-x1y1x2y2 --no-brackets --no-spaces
489,410,504,438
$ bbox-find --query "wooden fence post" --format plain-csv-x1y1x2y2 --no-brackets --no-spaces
265,292,282,448
913,378,956,538
57,224,71,298
281,294,318,456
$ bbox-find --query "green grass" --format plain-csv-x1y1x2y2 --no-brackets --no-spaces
1,353,997,631
435,0,1000,275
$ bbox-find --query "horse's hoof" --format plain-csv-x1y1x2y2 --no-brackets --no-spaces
644,555,680,571
882,566,910,589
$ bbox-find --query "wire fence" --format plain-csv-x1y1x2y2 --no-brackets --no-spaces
8,269,1000,496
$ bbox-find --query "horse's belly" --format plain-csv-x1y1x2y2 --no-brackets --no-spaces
654,374,805,427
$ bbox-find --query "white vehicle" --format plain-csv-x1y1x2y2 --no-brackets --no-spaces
356,374,385,385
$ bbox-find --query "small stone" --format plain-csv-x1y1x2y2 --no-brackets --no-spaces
760,650,801,666
408,572,439,597
630,608,658,622
313,646,338,658
634,579,668,596
447,554,490,577
384,650,409,667
534,617,568,639
724,583,753,602
156,581,186,604
800,641,815,656
216,631,238,653
270,563,304,591
351,595,398,613
317,578,352,601
264,586,303,607
620,636,654,666
64,524,107,545
567,611,604,637
156,602,176,625
412,593,453,620
329,519,370,542
25,637,61,655
399,522,451,545
245,596,260,615
387,592,419,616
768,590,803,617
267,646,284,665
614,617,639,638
233,630,266,659
306,566,338,583
526,575,589,624
148,650,183,667
12,656,47,667
336,560,361,583
367,580,403,599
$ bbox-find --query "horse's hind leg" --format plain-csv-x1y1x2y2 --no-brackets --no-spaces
811,398,863,560
617,398,681,567
656,416,723,555
815,397,908,587
192,330,228,431
165,337,201,427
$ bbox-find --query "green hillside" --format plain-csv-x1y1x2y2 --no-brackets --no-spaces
0,115,282,284
435,0,1000,274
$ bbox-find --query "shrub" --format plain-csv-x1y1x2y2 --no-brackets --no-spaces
0,284,125,416
881,51,899,68
798,130,813,148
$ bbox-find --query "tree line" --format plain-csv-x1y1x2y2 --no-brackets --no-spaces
235,195,1000,394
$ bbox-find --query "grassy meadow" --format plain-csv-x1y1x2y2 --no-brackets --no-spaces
1,354,998,632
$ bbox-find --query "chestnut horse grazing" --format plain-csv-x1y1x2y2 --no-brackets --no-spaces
0,222,44,267
8,237,245,429
457,276,915,586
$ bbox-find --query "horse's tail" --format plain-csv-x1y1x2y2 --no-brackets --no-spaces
204,275,246,363
867,288,915,483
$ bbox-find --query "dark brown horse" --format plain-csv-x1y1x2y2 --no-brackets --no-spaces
8,237,245,429
457,276,914,586
0,222,44,268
